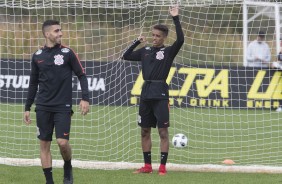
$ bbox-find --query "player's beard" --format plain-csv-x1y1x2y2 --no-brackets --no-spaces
48,37,61,46
55,37,62,44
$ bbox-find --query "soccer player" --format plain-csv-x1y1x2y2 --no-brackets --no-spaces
24,20,89,184
122,4,184,175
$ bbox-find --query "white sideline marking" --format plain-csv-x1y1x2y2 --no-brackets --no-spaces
1,157,282,173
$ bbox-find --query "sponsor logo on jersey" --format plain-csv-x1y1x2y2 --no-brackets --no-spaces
54,54,64,65
37,60,44,64
35,49,42,55
61,48,70,53
156,51,164,60
145,47,151,50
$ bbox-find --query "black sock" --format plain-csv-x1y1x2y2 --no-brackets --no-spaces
143,152,151,165
43,167,54,184
160,152,168,165
64,159,72,177
64,159,72,169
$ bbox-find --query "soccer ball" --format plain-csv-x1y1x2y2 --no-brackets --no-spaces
172,133,188,148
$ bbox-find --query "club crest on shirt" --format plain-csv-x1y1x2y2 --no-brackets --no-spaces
35,49,42,55
61,48,70,53
156,51,164,60
54,54,64,65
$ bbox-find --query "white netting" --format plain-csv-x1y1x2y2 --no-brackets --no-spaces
1,0,282,173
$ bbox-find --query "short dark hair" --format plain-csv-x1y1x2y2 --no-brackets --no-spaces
258,30,265,38
153,24,169,37
42,20,60,34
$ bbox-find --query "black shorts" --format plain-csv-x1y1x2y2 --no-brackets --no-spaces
138,99,170,128
36,110,72,141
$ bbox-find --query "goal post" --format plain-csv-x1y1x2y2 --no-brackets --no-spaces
2,0,282,173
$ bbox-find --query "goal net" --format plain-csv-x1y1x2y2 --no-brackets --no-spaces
1,0,282,173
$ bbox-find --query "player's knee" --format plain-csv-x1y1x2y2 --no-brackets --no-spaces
57,139,69,149
40,140,51,152
158,129,168,140
141,128,151,138
159,133,168,140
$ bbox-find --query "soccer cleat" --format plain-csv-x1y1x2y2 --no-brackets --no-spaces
158,164,167,176
276,107,282,112
63,167,73,184
133,164,153,174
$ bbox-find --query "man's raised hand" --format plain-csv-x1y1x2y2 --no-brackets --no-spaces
169,4,179,17
138,36,146,43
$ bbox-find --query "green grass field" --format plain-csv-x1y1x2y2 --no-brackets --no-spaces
1,164,282,184
1,103,282,183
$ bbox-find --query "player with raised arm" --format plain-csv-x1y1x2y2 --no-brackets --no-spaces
24,20,89,184
122,4,184,175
